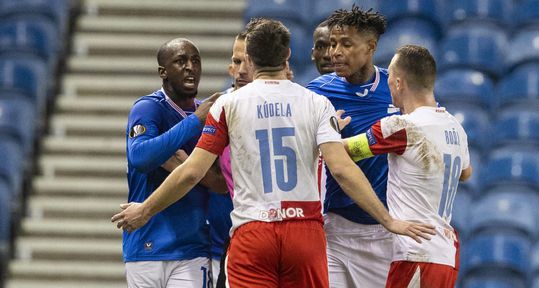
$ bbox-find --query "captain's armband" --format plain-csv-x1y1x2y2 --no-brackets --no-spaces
346,133,374,162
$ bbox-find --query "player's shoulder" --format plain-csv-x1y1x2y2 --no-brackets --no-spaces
306,72,342,91
129,90,166,117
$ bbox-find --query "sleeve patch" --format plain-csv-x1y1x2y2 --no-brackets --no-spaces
129,124,146,138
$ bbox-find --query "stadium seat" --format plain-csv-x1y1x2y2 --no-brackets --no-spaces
0,0,68,36
443,104,490,149
310,0,378,30
438,22,507,78
450,186,472,238
0,138,23,215
378,0,440,29
435,68,494,110
0,97,35,157
491,110,539,149
0,57,47,115
463,274,527,288
469,190,539,240
496,63,539,110
532,242,539,280
514,0,539,28
0,178,11,281
375,18,438,68
459,147,481,194
440,0,513,28
506,28,539,72
481,148,539,190
244,0,311,25
462,232,531,281
282,21,310,73
0,16,60,73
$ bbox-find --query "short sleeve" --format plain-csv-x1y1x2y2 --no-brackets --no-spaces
315,96,342,146
196,96,229,155
368,116,408,156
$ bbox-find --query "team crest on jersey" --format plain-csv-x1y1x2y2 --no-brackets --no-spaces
203,125,217,135
129,125,146,138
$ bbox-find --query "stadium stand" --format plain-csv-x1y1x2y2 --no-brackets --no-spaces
496,63,539,110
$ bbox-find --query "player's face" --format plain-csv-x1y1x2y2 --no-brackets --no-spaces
228,38,253,89
163,42,202,98
330,25,375,83
387,55,402,109
311,26,333,75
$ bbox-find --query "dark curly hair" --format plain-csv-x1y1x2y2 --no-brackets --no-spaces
326,4,387,39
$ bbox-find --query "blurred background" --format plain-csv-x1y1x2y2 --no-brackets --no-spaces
0,0,537,287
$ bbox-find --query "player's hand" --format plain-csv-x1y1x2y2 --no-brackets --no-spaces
111,202,150,233
194,92,223,123
385,219,436,243
335,110,351,131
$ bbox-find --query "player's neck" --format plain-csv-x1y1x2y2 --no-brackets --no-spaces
346,64,374,85
163,85,196,110
254,69,288,80
402,91,436,114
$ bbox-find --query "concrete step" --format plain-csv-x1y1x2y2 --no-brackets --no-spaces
27,196,126,220
43,136,125,156
84,0,244,18
33,176,126,198
21,218,121,239
73,33,233,58
68,55,229,76
39,155,126,178
8,260,124,281
50,114,126,137
56,96,134,115
16,237,121,261
6,280,125,288
78,15,242,36
61,74,225,98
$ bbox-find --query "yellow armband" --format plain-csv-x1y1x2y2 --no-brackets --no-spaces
346,133,374,162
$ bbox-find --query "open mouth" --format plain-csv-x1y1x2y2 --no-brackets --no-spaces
184,76,197,84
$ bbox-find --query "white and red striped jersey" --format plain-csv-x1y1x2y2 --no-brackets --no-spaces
197,79,341,234
366,106,469,267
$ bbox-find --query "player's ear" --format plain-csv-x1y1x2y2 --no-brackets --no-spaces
368,38,377,53
286,48,291,61
158,66,167,80
228,64,234,77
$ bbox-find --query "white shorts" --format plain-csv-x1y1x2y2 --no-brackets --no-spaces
125,257,212,288
324,212,393,288
211,258,220,288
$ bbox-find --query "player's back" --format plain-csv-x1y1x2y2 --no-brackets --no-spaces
384,106,469,267
219,79,338,232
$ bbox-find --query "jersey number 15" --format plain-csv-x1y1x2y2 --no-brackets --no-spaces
255,127,298,193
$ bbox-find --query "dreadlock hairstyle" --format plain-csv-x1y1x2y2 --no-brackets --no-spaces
326,4,387,40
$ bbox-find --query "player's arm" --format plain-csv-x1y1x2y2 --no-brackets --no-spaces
112,148,218,232
161,150,227,193
320,141,435,243
460,164,473,181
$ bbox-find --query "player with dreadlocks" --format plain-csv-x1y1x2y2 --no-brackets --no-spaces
307,5,399,287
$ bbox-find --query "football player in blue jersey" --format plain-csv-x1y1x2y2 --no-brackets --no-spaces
311,20,334,76
122,38,225,288
307,6,398,288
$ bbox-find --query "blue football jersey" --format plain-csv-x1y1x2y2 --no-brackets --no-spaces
307,67,399,224
124,89,210,262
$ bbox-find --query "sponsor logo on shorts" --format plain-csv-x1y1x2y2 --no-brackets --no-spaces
202,125,217,135
259,207,305,220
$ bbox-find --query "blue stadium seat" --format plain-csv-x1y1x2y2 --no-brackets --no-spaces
443,104,490,149
438,22,507,78
506,28,539,72
244,0,311,25
310,0,378,30
532,242,539,281
440,0,513,28
496,63,539,110
514,0,539,28
375,18,438,68
0,57,47,115
0,138,23,213
0,178,11,279
0,16,60,73
491,110,539,149
0,0,68,36
469,191,539,240
283,21,310,73
0,97,35,157
462,232,531,281
481,148,539,190
450,186,472,238
463,275,527,288
378,0,440,29
435,68,494,110
459,147,481,194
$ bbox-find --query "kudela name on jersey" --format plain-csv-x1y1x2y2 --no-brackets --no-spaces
257,102,292,119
